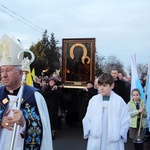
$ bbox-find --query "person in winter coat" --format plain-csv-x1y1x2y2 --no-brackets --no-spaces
128,88,147,150
78,80,98,121
111,68,126,102
42,77,63,139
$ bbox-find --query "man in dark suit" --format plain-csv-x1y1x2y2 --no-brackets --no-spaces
118,71,131,103
111,68,126,102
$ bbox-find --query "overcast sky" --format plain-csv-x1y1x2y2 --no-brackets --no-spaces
0,0,150,69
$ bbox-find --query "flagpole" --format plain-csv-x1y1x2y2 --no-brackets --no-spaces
137,113,143,138
130,54,144,99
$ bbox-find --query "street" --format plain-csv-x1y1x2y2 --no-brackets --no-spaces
53,120,150,150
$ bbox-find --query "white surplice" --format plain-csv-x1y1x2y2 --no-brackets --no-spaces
0,91,53,150
82,91,130,150
0,94,24,150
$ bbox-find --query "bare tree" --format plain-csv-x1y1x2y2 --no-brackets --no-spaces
95,52,106,76
102,55,124,73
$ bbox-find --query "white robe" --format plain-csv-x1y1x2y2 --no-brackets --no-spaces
82,91,130,150
0,91,53,150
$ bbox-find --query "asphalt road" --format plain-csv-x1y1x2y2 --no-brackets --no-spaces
52,120,150,150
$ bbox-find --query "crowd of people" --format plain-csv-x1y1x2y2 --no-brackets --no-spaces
31,73,99,138
0,33,150,150
26,68,149,149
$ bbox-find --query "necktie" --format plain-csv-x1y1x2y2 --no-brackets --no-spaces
136,103,140,110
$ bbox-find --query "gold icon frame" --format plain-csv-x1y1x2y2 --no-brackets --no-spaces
62,38,96,88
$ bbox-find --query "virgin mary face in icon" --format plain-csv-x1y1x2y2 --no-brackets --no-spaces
66,43,90,81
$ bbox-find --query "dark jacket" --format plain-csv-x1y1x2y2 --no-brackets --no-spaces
42,85,63,129
78,87,98,120
112,77,126,102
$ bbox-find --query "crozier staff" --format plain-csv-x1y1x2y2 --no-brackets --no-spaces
0,34,53,150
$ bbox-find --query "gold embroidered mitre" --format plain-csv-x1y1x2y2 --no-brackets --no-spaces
0,34,23,66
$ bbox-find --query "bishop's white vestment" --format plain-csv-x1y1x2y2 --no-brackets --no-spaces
0,90,53,150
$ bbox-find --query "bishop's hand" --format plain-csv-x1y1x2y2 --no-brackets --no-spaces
12,109,25,127
1,110,14,130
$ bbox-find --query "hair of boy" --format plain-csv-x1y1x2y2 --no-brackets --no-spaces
98,73,114,86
